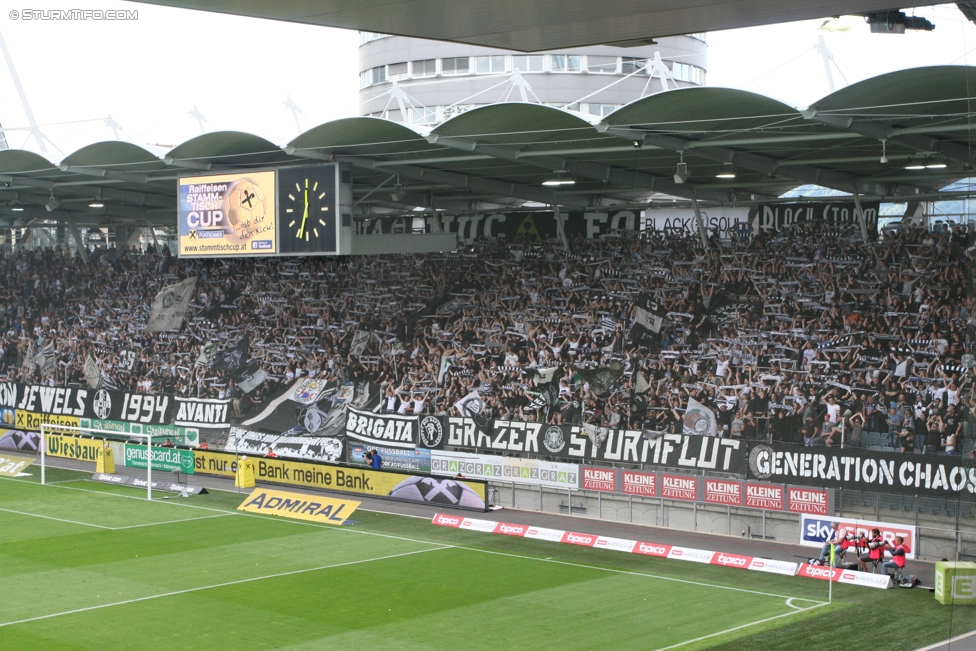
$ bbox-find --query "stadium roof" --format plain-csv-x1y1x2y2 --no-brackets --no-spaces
1,65,974,229
128,0,942,52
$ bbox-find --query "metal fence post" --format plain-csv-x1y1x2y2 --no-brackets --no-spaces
568,488,572,516
762,510,766,539
512,482,516,508
727,506,731,536
539,484,543,511
693,501,698,531
597,491,601,520
630,495,633,523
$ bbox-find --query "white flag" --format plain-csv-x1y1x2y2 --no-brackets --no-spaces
454,391,484,417
147,277,197,333
682,396,718,437
84,355,103,389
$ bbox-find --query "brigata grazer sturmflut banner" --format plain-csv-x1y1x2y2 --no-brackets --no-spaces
0,382,172,426
748,443,976,499
423,417,747,473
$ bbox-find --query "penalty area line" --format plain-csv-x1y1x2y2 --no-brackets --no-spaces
0,545,452,629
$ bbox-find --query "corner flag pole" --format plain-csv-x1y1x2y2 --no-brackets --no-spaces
828,542,834,603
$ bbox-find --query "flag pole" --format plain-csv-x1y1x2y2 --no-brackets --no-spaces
828,542,834,603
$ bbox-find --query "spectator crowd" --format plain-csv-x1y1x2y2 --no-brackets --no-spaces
0,218,974,456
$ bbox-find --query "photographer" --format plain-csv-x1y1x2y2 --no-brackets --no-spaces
819,521,849,566
880,535,911,578
857,528,885,572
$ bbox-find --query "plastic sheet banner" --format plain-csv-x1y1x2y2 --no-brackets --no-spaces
748,443,976,499
431,450,578,489
193,450,487,511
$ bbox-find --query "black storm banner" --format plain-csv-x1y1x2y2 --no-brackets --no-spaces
750,200,880,234
0,383,172,425
431,417,746,473
748,443,976,499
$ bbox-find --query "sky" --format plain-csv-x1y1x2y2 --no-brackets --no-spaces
0,2,975,161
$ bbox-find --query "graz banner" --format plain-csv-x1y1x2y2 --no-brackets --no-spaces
431,450,578,490
356,210,642,242
748,443,976,499
0,383,173,426
174,397,232,428
192,449,488,511
344,407,418,449
750,200,880,234
225,427,343,463
431,417,746,473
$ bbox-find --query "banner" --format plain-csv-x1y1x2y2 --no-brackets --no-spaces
347,443,430,472
644,207,749,238
84,356,102,389
16,411,79,431
0,429,39,452
434,418,747,472
751,200,879,234
344,407,418,449
430,450,578,489
238,488,358,525
46,433,102,462
748,443,976,498
0,384,172,427
356,210,642,242
78,418,200,446
798,514,916,559
225,427,343,463
123,444,195,474
178,171,277,257
240,378,380,438
147,276,197,333
173,397,232,428
192,449,488,511
0,453,33,477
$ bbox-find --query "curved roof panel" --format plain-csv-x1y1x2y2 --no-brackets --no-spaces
165,131,290,167
0,149,56,175
810,65,976,118
431,103,608,148
604,87,804,134
288,117,435,156
60,141,168,172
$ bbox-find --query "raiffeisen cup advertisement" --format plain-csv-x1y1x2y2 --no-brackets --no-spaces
178,170,277,257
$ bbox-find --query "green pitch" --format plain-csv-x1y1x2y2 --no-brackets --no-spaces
0,476,973,650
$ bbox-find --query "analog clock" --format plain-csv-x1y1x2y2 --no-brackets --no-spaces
277,165,338,255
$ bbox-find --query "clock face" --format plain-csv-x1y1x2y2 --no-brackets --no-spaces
277,165,338,255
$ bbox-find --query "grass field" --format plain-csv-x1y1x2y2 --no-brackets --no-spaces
0,474,974,651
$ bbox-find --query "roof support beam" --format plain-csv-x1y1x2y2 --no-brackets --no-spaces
57,165,149,185
602,126,894,197
333,154,590,207
426,134,730,203
802,111,974,167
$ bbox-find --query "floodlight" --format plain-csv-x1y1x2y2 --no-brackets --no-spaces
44,194,59,212
673,162,689,184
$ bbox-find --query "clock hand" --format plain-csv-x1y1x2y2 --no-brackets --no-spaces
298,187,309,237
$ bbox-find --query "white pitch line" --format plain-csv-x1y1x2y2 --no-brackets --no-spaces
913,628,976,651
651,602,830,651
1,476,829,605
0,545,451,629
109,513,235,530
0,507,112,530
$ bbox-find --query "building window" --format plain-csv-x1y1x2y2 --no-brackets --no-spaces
551,55,581,72
388,62,408,81
622,57,648,75
586,55,617,73
512,55,544,72
360,65,388,88
585,103,618,117
475,55,506,73
672,62,704,84
408,106,437,125
441,57,470,75
359,32,391,45
412,59,436,78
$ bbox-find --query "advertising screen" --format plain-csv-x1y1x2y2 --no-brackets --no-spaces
178,170,277,257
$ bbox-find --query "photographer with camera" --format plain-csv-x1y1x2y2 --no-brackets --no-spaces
880,535,911,579
818,521,849,566
857,528,885,572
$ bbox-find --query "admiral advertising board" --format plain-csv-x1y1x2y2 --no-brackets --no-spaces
749,443,976,499
178,170,277,257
